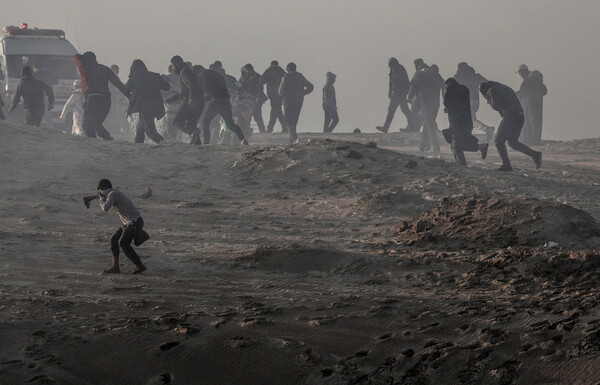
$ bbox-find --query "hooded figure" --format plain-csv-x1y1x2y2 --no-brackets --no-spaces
125,59,170,144
480,81,542,171
517,66,547,145
240,63,267,133
279,62,314,144
8,66,54,127
322,72,339,133
261,60,287,132
525,70,547,145
73,51,128,139
60,79,84,135
376,57,413,133
442,78,488,165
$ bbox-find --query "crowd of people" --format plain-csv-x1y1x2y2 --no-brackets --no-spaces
0,53,550,275
376,57,546,170
1,52,546,169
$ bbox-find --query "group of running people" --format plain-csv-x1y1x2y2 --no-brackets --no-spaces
377,57,544,171
5,52,544,171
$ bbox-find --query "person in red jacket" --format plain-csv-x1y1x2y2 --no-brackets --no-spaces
73,51,129,139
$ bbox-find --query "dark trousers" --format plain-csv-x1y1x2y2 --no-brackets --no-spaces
252,101,266,133
495,113,538,167
173,100,205,143
420,97,440,151
110,217,144,267
323,106,339,133
284,101,303,142
384,96,412,130
201,98,246,144
267,97,286,132
83,95,113,139
449,131,479,165
135,112,165,144
25,104,45,127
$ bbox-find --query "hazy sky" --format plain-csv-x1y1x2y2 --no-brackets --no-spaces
3,0,600,140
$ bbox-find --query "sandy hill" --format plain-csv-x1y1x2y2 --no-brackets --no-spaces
0,121,599,385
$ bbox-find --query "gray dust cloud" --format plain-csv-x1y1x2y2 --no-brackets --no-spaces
3,0,599,140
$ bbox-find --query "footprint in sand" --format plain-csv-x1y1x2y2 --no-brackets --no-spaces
158,341,180,351
145,373,174,385
26,374,55,384
377,332,394,341
490,360,520,385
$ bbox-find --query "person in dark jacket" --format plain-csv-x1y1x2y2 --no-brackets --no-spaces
240,64,267,133
8,66,54,127
279,62,314,144
168,55,204,145
442,78,488,165
322,72,339,133
194,65,248,145
261,60,287,133
516,65,547,145
454,62,494,141
409,64,444,152
125,59,170,144
480,81,542,171
210,62,238,96
73,52,128,139
376,57,412,133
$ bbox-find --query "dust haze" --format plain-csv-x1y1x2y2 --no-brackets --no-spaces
2,2,600,384
3,0,599,140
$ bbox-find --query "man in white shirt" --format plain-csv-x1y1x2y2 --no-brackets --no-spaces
85,179,148,274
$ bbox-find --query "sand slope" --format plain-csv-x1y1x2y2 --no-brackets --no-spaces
0,122,599,384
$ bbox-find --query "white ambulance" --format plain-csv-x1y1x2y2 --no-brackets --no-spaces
0,23,79,128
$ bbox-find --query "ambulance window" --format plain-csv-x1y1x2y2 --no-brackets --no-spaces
6,55,77,81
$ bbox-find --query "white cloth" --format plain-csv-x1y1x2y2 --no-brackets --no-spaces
99,188,141,225
60,91,84,135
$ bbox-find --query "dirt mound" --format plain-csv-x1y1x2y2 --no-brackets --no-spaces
232,139,444,196
357,187,433,217
234,244,354,274
396,193,600,250
461,248,600,289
